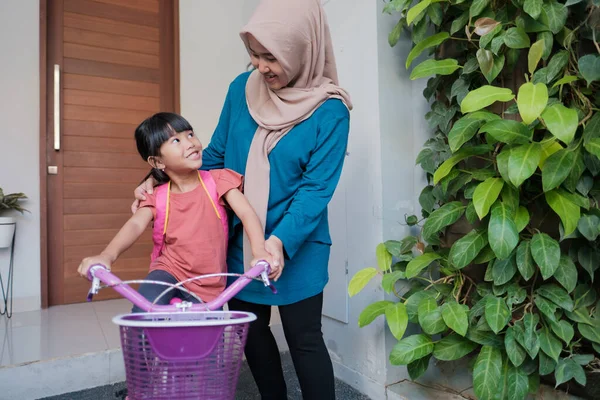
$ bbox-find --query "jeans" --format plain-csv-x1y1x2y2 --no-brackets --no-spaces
131,269,200,313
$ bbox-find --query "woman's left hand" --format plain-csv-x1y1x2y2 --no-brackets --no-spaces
265,235,284,281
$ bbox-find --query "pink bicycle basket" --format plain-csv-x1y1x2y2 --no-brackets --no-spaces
113,311,256,400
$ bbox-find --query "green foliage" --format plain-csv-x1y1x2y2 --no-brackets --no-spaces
349,1,600,398
0,187,29,215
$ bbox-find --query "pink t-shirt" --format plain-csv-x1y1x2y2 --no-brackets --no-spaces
139,169,243,302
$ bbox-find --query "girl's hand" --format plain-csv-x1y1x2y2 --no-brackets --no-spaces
77,254,114,279
131,176,157,214
265,235,285,281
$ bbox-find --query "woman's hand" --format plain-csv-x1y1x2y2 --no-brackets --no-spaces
77,254,114,279
131,176,157,214
265,235,285,281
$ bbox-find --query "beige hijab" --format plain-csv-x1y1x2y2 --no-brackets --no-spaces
240,0,352,269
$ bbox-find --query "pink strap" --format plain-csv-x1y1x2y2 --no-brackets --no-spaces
200,170,229,240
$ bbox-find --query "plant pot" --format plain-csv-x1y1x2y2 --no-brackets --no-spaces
0,217,16,249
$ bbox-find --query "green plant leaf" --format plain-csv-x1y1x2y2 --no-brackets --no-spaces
348,267,378,297
460,86,515,114
470,0,491,17
515,206,530,232
405,291,435,323
441,301,469,337
493,252,518,286
583,138,600,160
579,323,600,344
422,201,465,241
553,255,577,294
541,149,574,192
504,27,531,49
448,116,485,152
389,334,434,365
539,350,557,375
535,295,559,322
467,324,504,347
508,143,542,187
484,54,504,84
539,328,562,361
433,145,493,184
573,284,597,309
505,326,527,367
407,354,431,380
406,253,442,278
388,18,405,47
473,346,503,400
485,296,511,334
451,10,470,35
517,82,548,125
571,354,594,366
376,243,392,272
538,140,563,168
539,0,568,34
522,314,541,359
578,245,599,282
382,271,406,294
555,358,587,387
516,240,535,281
508,364,529,400
433,333,478,361
501,185,519,214
406,0,431,25
545,190,580,237
489,202,519,260
578,54,600,87
530,233,559,280
406,32,450,68
537,31,553,61
565,308,594,326
537,284,574,311
410,59,460,80
549,320,574,345
479,119,532,144
552,75,578,88
528,39,545,74
385,302,409,340
358,300,394,327
449,229,489,269
524,0,543,18
497,357,510,400
418,297,447,335
473,178,504,219
578,213,600,241
583,113,600,143
541,104,578,144
477,48,493,75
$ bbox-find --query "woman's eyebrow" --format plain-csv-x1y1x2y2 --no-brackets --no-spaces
249,45,273,57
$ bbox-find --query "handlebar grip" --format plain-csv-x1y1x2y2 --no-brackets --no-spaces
87,263,108,281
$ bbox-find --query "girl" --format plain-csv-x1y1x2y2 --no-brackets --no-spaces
78,112,273,310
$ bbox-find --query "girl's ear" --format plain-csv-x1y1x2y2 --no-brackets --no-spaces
147,156,165,170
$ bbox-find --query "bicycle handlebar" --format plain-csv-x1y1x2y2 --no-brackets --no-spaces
86,260,275,312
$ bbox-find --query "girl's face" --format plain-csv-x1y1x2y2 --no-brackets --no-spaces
247,35,287,90
152,130,203,173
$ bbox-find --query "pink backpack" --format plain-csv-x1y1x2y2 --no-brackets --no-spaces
151,170,229,261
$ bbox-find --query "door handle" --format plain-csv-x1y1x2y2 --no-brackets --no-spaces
54,64,60,151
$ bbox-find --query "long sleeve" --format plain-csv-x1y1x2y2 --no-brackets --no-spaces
201,85,233,171
270,114,350,259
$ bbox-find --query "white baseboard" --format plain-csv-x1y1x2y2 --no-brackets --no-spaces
331,359,386,400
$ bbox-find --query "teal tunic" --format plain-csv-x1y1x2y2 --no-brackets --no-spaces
202,72,350,306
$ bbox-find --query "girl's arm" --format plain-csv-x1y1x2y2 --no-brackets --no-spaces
77,208,154,277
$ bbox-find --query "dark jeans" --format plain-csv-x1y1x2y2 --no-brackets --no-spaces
228,293,335,400
131,269,200,313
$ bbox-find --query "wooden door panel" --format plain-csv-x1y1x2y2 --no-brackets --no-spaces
63,74,160,97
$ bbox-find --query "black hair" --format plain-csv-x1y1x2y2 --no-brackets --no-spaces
134,112,194,184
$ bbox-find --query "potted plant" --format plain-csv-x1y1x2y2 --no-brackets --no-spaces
0,188,28,248
349,0,599,399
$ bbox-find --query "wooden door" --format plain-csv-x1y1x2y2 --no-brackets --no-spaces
44,0,179,305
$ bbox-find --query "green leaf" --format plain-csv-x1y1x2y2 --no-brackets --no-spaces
516,240,535,281
565,308,594,326
418,297,447,335
541,104,578,144
406,32,450,68
583,113,600,143
449,229,489,269
578,245,599,282
389,334,434,365
485,296,511,334
410,59,460,80
470,0,491,17
467,325,504,347
578,213,600,241
539,350,557,375
385,302,409,340
573,284,597,309
448,116,485,152
508,143,542,187
388,18,405,47
545,190,580,237
477,48,493,75
433,333,478,361
473,346,503,400
535,295,559,322
441,301,469,337
451,10,470,35
504,27,531,49
508,364,529,400
517,82,549,125
577,54,600,87
433,145,493,184
460,86,515,114
539,328,562,361
489,202,519,260
515,206,530,232
479,119,532,144
539,0,568,34
537,31,553,61
407,354,431,380
382,271,406,294
584,138,600,160
571,354,594,366
422,201,465,241
528,39,545,74
427,3,442,25
549,320,574,345
406,0,431,25
524,0,543,19
348,267,378,297
473,178,504,219
358,300,394,327
555,358,587,387
406,253,442,279
506,327,527,367
529,373,541,394
541,149,574,192
405,291,435,323
530,233,560,280
553,75,578,88
539,139,563,168
522,314,541,359
376,243,392,272
579,323,600,344
553,255,577,294
537,284,574,311
497,356,510,400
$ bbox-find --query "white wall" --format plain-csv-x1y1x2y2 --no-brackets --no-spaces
0,0,41,313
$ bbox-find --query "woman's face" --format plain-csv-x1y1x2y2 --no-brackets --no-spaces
247,35,287,90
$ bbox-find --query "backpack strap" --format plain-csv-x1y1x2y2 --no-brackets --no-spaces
199,170,229,240
150,183,169,262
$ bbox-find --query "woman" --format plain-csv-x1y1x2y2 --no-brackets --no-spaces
134,0,351,398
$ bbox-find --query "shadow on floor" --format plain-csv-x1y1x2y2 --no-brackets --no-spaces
41,351,372,400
